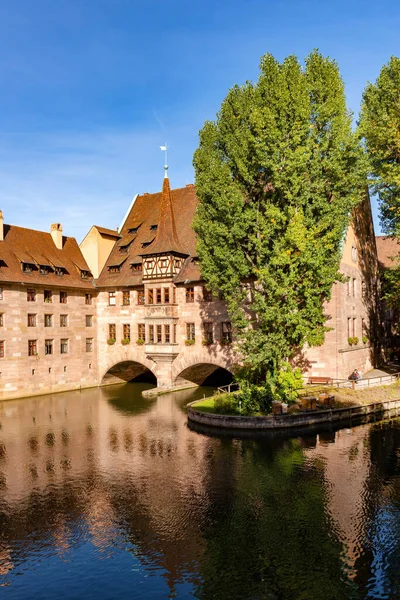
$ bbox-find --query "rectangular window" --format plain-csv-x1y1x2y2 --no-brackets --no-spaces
347,280,351,297
186,323,195,341
85,293,92,305
138,323,145,341
186,287,195,303
60,291,67,304
352,278,356,297
203,287,213,302
109,323,116,339
0,340,4,357
44,290,52,303
204,322,213,344
353,317,356,337
137,289,145,305
45,339,53,355
221,322,232,343
60,314,68,327
164,288,170,304
27,289,36,302
156,288,162,304
28,313,36,327
55,267,64,276
86,338,93,352
173,323,177,344
164,324,170,343
347,317,352,339
123,323,131,341
60,339,68,354
86,315,93,327
0,313,3,327
28,339,37,356
0,288,3,300
172,287,176,304
44,314,53,327
148,289,154,304
40,265,49,275
109,291,116,306
122,291,130,306
156,324,162,343
149,324,154,343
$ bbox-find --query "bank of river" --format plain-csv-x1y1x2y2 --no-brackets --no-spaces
1,383,400,599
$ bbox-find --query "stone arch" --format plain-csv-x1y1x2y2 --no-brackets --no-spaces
100,349,157,385
172,350,234,386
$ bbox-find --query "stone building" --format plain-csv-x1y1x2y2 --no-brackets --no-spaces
0,171,381,400
0,215,98,400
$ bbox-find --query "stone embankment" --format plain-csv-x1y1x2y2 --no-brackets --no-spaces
187,395,400,431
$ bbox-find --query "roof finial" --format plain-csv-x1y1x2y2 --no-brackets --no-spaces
160,144,168,178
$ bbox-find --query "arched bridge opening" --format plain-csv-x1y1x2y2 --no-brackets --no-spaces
101,361,157,385
176,363,234,387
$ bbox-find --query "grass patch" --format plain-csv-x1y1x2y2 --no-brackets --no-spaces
191,398,217,413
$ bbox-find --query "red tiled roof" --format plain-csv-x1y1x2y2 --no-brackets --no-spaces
94,226,121,238
0,225,94,289
141,176,189,257
375,236,400,269
96,183,200,287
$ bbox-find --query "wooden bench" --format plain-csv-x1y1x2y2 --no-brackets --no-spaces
307,376,333,385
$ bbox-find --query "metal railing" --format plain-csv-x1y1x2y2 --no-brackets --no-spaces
217,373,400,396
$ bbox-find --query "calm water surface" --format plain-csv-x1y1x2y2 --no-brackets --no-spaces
1,383,400,599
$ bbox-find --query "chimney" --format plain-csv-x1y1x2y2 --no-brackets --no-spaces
0,211,3,241
51,223,63,250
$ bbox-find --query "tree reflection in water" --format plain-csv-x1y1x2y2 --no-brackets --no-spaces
0,385,399,599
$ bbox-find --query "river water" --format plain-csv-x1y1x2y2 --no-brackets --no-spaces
0,383,400,599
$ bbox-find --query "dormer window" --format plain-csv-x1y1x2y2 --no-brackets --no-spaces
131,264,142,272
40,265,49,275
128,223,142,235
150,224,158,231
22,263,34,273
80,270,90,279
55,267,65,276
141,238,154,248
109,265,121,273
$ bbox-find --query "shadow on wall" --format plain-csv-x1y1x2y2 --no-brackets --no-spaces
102,361,157,385
353,191,383,368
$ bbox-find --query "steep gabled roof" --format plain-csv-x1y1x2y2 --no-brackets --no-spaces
96,183,198,287
140,176,189,257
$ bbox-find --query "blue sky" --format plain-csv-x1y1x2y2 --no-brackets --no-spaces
0,0,399,242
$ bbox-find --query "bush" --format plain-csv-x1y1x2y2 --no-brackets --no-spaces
214,394,240,415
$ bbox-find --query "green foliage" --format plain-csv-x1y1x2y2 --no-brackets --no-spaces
107,338,116,345
194,51,365,383
185,339,195,346
359,56,400,237
136,339,145,345
214,393,241,415
362,335,368,345
121,338,130,345
348,336,359,346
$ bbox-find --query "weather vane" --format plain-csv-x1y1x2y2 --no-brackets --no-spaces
160,143,168,177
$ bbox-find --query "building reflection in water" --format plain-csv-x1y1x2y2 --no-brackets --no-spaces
0,384,400,599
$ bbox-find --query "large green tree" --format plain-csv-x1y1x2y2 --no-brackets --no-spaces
359,56,400,237
193,51,365,384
